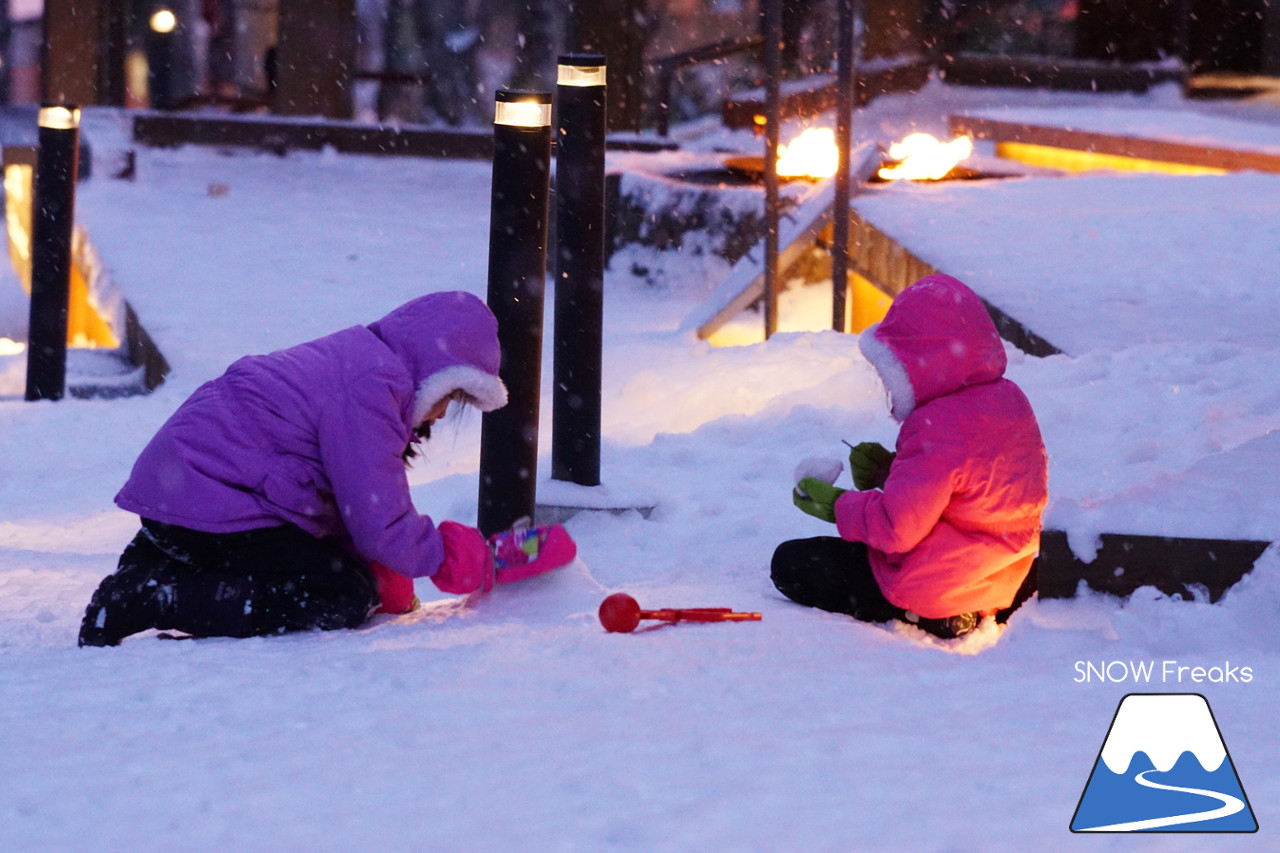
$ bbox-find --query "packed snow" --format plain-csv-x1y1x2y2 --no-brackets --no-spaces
1,79,1277,851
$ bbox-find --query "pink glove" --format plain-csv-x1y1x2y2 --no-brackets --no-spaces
431,521,495,595
489,523,577,584
368,560,419,615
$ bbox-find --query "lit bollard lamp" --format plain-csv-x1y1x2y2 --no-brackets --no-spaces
147,7,178,110
24,104,81,402
551,54,607,487
478,90,553,537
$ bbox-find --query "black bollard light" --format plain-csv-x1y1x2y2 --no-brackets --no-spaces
24,104,81,402
147,7,178,110
477,89,553,537
551,53,607,487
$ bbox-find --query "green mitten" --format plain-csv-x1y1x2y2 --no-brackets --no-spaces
792,477,847,524
848,441,895,491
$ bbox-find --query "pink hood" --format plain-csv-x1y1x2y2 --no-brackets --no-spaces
858,274,1007,422
835,275,1048,618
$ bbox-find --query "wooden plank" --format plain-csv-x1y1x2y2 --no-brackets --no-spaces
940,55,1184,93
1037,530,1270,602
133,113,673,160
949,114,1280,174
133,113,494,160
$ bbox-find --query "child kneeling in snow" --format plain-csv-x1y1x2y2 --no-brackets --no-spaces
776,275,1049,639
79,291,507,646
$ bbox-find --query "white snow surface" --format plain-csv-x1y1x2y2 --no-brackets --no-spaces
2,81,1279,851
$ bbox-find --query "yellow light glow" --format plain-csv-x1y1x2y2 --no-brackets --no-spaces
3,162,120,350
557,64,606,87
495,99,551,128
149,9,177,34
847,272,893,333
878,132,974,181
4,164,32,277
706,325,762,348
0,337,25,356
777,127,839,179
37,106,80,130
994,141,1228,175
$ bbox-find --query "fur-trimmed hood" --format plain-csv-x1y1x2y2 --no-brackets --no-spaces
858,274,1006,421
367,291,507,423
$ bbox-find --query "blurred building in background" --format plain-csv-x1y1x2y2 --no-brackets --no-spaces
0,1,1277,124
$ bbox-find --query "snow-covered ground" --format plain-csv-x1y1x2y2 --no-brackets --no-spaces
1,79,1277,851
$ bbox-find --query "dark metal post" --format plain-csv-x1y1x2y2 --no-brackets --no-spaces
25,104,81,402
101,0,129,106
478,90,553,537
146,6,177,110
831,0,859,332
552,54,607,487
762,0,781,339
1171,0,1192,71
0,0,10,105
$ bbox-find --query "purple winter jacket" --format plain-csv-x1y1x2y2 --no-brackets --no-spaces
115,291,507,580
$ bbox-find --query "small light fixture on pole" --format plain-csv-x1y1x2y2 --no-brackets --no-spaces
478,89,554,537
24,104,81,402
147,7,178,110
551,53,607,488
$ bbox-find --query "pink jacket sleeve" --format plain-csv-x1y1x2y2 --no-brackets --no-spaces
315,371,446,579
833,417,957,555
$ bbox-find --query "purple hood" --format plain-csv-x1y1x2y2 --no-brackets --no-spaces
115,291,505,579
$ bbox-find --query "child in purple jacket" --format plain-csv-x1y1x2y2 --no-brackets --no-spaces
79,291,507,646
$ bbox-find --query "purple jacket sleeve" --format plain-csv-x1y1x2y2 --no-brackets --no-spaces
314,372,445,579
833,416,957,556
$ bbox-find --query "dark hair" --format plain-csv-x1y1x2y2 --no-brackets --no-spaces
401,389,479,467
402,421,433,465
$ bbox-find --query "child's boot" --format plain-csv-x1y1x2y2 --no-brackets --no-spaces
78,532,178,647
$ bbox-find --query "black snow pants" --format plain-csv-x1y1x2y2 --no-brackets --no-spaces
82,519,379,644
770,536,984,639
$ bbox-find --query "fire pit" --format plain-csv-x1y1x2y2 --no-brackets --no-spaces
659,128,840,188
868,132,1032,184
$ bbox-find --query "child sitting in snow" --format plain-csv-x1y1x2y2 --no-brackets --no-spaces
79,291,509,646
775,274,1049,639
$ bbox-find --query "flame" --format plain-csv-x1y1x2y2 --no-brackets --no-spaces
878,132,974,181
777,127,838,179
0,337,25,356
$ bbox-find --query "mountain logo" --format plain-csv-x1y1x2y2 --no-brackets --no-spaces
1071,693,1257,833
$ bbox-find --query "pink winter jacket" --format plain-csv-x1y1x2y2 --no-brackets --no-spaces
834,275,1048,618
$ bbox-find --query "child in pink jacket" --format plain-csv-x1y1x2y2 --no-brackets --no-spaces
777,274,1048,639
